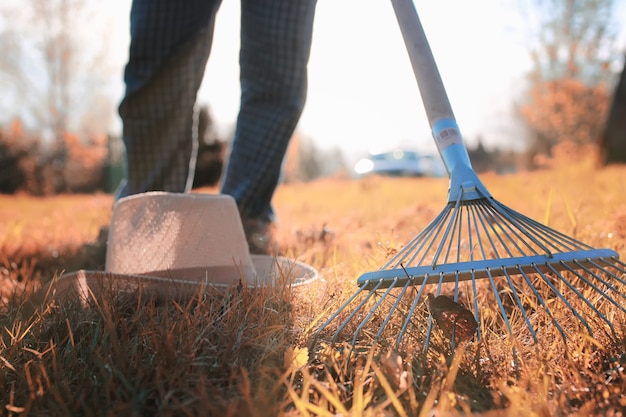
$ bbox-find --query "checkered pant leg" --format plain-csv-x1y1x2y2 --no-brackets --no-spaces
221,0,317,221
117,0,221,199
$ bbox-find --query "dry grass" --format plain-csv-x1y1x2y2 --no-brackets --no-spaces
1,153,626,416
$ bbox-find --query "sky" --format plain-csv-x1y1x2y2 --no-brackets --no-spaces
103,0,625,163
198,0,531,156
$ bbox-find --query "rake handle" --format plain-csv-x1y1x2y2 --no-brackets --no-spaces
391,0,454,126
391,0,490,201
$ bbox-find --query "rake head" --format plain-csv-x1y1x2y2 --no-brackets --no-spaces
314,181,626,353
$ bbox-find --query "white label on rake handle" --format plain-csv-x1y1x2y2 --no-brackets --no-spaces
436,128,463,147
432,119,463,150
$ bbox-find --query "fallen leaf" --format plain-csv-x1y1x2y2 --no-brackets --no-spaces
380,350,409,390
427,293,478,344
284,346,309,370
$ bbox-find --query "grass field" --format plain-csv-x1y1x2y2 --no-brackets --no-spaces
1,151,625,416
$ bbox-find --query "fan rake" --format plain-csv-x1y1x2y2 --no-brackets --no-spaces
313,0,626,354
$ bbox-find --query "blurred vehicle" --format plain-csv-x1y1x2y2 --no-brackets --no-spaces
353,149,446,178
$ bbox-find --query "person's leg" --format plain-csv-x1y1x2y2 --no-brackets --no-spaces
221,0,317,224
117,0,222,198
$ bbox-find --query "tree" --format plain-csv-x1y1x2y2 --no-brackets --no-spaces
0,121,28,194
0,0,116,135
521,0,617,82
517,0,621,162
0,0,118,192
600,56,626,164
520,78,610,155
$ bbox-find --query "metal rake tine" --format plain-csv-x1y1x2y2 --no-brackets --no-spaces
610,256,626,272
313,280,371,343
450,271,471,352
469,200,498,261
568,260,626,308
470,271,482,341
597,257,626,286
420,274,450,353
464,203,476,263
431,191,465,267
612,256,626,267
535,265,594,336
467,202,499,264
519,268,569,344
395,273,430,350
472,202,506,259
485,268,515,337
455,202,471,264
329,280,383,344
481,200,561,258
372,275,414,346
489,201,559,255
382,206,450,270
497,201,593,251
503,268,538,343
478,202,542,257
349,277,402,350
440,194,465,265
396,207,445,268
422,316,435,354
546,263,621,337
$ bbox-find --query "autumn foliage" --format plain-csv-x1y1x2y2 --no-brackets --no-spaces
520,77,610,163
0,119,108,195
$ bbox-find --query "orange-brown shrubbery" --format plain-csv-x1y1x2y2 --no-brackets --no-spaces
521,77,610,161
0,120,108,195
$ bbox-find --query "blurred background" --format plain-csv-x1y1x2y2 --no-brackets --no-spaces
0,0,625,195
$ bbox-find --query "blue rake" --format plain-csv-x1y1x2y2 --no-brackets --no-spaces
314,0,626,353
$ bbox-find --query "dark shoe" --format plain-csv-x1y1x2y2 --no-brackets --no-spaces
241,218,276,255
82,226,108,269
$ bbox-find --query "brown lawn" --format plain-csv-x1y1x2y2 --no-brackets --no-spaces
0,154,625,415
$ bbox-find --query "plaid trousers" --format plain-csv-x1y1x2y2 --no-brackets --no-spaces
117,0,317,222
